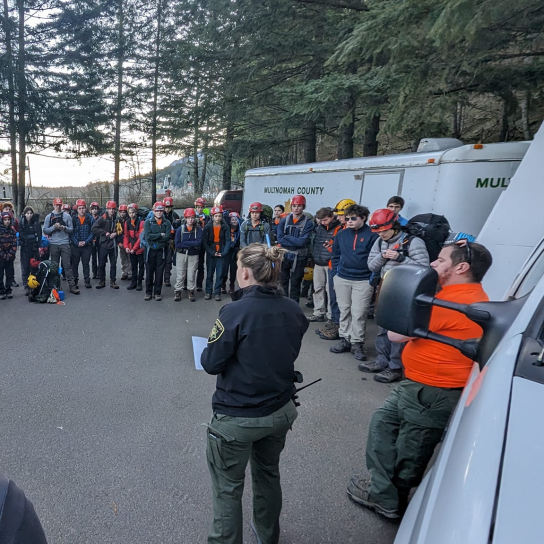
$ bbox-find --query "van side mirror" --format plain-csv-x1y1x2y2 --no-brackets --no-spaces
376,265,437,336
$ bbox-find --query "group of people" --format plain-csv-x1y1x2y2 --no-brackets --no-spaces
199,193,494,543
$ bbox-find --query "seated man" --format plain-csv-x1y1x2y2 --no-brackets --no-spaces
347,240,492,519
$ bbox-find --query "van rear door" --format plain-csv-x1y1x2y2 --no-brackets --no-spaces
360,170,404,210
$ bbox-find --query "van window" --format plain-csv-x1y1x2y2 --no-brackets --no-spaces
225,193,242,201
513,249,544,299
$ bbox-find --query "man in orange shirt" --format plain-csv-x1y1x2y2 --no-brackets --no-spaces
347,240,493,519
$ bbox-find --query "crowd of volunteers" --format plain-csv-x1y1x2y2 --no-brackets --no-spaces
1,192,494,543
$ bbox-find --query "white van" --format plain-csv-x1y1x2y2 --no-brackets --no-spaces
243,139,529,236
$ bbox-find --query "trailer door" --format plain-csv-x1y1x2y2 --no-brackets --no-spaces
360,170,404,211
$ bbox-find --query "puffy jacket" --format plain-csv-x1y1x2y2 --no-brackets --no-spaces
91,213,118,250
0,224,17,261
368,232,430,277
331,224,377,281
18,213,42,248
123,217,145,255
202,221,231,257
312,218,340,266
71,213,94,246
240,220,272,247
277,213,314,256
201,285,309,417
175,223,202,255
143,216,172,251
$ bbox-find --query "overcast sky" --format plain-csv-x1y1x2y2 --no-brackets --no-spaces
0,151,179,188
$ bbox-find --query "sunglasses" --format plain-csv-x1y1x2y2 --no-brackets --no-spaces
456,239,472,265
346,216,359,222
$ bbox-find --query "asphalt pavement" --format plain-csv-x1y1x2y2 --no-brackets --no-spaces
2,262,399,544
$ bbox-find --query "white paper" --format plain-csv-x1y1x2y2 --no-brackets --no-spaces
192,336,208,370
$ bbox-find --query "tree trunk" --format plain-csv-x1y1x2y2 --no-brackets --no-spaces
151,0,163,205
222,117,234,190
303,121,317,163
16,0,26,213
521,91,532,140
201,120,209,191
452,103,463,139
363,114,380,156
3,0,17,211
113,0,125,204
193,82,200,188
337,94,355,160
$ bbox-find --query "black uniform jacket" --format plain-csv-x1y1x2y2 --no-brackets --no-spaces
201,285,309,417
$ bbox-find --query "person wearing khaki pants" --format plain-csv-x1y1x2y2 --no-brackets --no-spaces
329,204,377,362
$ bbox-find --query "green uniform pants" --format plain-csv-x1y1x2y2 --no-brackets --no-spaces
206,400,298,544
365,379,462,511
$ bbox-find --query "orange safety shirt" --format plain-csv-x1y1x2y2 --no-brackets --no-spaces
213,225,221,252
402,283,489,389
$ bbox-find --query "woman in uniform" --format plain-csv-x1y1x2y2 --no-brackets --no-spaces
201,243,309,544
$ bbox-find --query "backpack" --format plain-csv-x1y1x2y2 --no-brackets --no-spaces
139,228,148,249
28,260,61,303
242,221,265,241
401,213,451,262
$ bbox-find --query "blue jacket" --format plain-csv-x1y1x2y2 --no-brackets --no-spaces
331,224,377,281
175,224,202,256
71,213,94,246
277,213,314,255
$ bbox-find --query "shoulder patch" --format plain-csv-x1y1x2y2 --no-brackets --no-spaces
208,318,225,343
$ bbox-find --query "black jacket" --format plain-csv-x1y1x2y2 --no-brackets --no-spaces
201,285,309,417
0,476,48,544
312,218,340,266
202,221,231,257
91,213,118,250
18,214,42,249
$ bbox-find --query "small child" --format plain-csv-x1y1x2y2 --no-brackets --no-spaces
0,212,18,299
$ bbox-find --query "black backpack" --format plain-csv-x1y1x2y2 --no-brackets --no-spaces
401,213,451,262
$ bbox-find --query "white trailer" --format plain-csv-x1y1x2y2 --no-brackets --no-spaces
243,139,529,236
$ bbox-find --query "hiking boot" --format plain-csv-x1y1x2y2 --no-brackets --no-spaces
307,314,325,322
319,322,340,341
11,281,18,287
85,280,92,289
127,284,137,290
315,319,334,335
144,294,152,301
229,283,235,293
69,286,80,295
352,342,367,361
136,282,143,291
155,294,162,301
174,291,181,302
92,274,98,280
330,338,351,354
358,360,388,373
196,286,203,292
74,280,79,289
6,293,13,299
305,300,314,309
121,274,129,281
188,290,196,302
110,281,119,289
0,294,6,300
96,281,106,289
215,294,222,301
347,477,399,519
374,368,403,384
204,293,212,300
164,280,171,287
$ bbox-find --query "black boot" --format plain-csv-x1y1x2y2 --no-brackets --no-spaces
136,282,143,291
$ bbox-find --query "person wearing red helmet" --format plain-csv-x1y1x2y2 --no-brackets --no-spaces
173,207,202,301
277,195,314,302
18,206,42,294
43,197,79,294
89,202,100,279
240,202,273,249
329,204,377,361
357,209,430,383
124,203,145,291
161,196,180,287
142,201,171,301
116,205,132,281
194,197,210,292
91,200,120,289
222,211,242,293
202,206,231,301
70,199,94,289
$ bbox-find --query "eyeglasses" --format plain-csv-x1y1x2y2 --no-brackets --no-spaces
456,239,472,265
346,216,359,222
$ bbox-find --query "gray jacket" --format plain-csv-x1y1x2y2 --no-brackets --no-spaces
43,212,73,246
240,220,272,247
368,232,429,277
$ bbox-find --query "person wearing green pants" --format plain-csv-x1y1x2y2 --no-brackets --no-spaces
348,240,493,519
201,243,309,544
